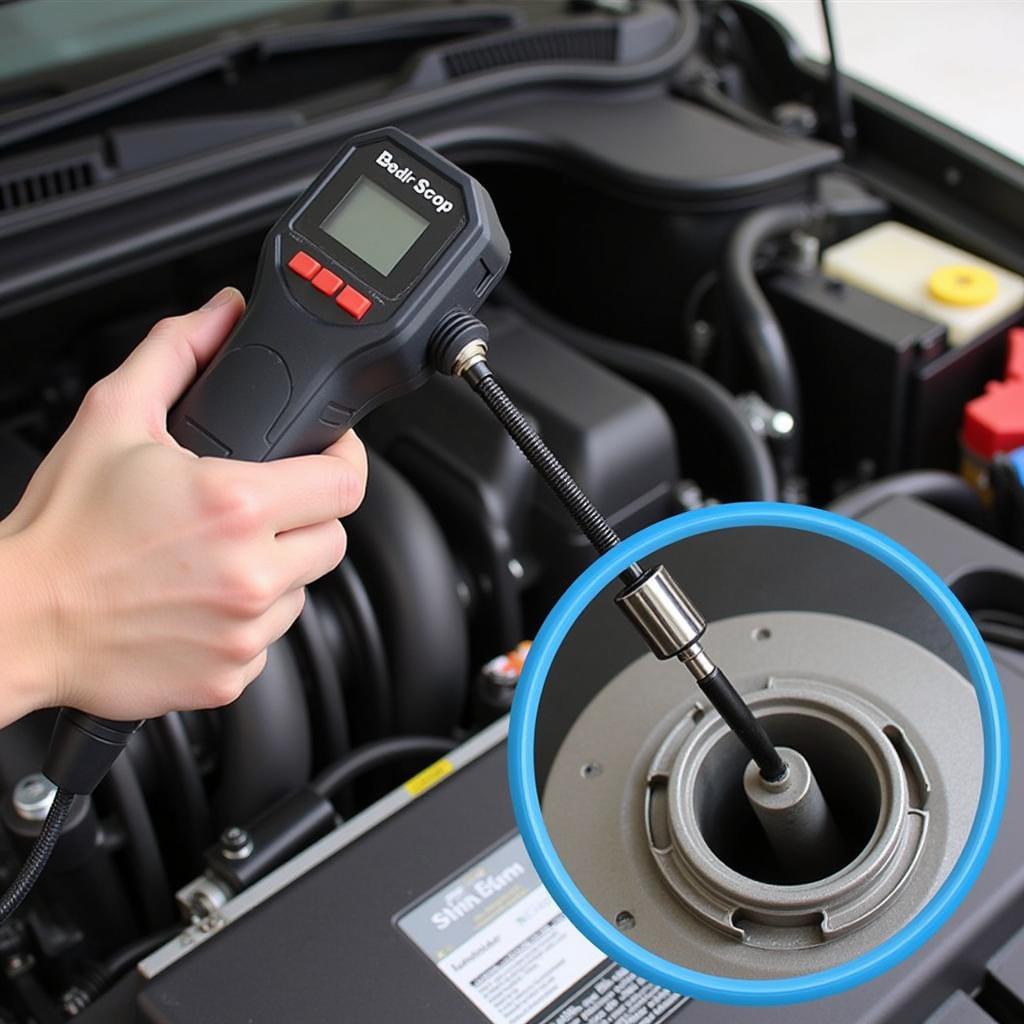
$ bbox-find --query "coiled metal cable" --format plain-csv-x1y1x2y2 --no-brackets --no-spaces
463,363,642,585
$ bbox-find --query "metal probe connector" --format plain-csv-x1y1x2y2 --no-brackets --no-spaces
615,565,711,674
615,566,787,782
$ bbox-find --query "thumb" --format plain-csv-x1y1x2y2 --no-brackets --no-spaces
113,288,245,427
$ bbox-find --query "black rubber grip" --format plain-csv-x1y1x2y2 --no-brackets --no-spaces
43,711,143,796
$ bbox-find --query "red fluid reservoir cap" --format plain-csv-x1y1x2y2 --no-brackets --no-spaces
962,328,1024,460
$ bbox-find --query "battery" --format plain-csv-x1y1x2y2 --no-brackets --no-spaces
766,270,1017,499
765,269,944,498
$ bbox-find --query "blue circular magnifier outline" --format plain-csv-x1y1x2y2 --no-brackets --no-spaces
508,502,1009,1005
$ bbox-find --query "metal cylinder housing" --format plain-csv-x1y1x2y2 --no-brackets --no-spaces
741,746,846,882
542,612,984,977
615,565,705,659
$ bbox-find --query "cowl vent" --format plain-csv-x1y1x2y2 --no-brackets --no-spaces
0,141,107,215
0,161,94,212
443,25,617,77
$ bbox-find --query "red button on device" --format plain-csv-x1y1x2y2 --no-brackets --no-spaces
337,286,371,320
287,251,320,280
311,268,344,296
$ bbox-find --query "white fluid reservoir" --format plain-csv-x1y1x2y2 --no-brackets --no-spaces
822,221,1024,346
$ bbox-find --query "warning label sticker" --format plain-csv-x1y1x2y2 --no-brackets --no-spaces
397,835,685,1024
537,962,684,1024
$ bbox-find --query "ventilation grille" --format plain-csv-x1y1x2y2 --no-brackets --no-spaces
0,161,96,213
443,26,617,78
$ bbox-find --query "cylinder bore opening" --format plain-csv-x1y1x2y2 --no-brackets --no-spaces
693,713,882,885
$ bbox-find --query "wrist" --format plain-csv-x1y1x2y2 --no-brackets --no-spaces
0,529,61,725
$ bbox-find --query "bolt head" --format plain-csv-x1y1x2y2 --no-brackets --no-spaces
220,826,253,860
12,774,57,822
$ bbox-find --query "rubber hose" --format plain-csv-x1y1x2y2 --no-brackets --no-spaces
829,470,989,529
293,598,350,763
214,638,312,826
327,560,392,737
343,453,469,736
312,736,456,802
103,924,181,978
104,758,174,929
495,284,778,502
61,923,181,1016
0,788,73,924
722,201,819,478
148,713,210,862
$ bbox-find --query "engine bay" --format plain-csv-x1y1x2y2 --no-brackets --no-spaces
0,2,1021,1021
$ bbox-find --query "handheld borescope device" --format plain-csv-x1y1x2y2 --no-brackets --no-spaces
1,127,787,922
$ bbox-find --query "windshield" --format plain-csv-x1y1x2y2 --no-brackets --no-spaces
0,0,338,91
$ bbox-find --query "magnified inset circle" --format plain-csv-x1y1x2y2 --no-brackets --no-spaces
508,503,1009,1005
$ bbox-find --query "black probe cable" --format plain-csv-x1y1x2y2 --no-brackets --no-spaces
0,787,74,925
457,354,786,782
0,711,143,927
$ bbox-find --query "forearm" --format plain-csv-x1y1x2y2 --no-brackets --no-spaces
0,529,56,728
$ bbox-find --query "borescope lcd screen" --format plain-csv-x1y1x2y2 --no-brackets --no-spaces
320,176,429,276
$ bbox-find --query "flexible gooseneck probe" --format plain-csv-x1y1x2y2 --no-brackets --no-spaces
437,322,786,784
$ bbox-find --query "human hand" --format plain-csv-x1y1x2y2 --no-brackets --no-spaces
0,288,366,724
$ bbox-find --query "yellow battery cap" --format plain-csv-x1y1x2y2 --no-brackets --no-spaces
928,264,999,307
